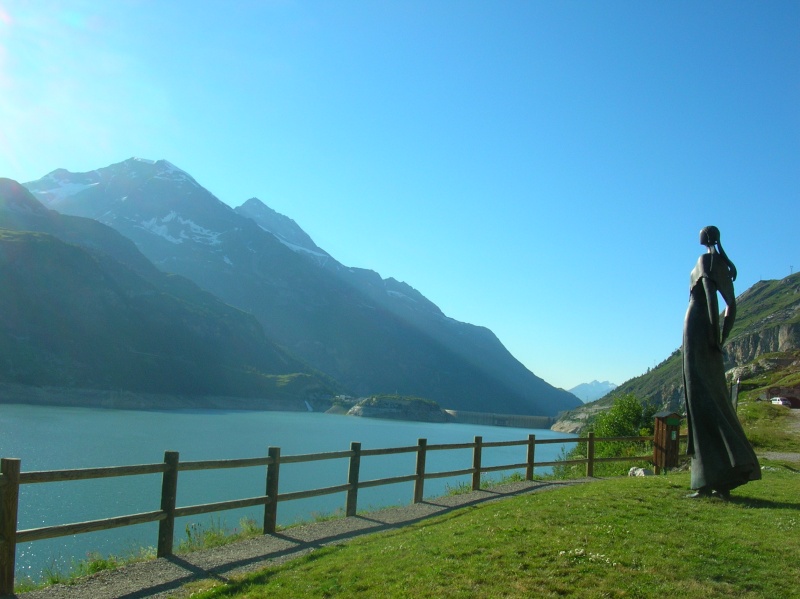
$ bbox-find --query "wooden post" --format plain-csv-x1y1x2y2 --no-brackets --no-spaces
472,436,483,491
157,451,179,558
586,432,595,478
652,412,681,474
345,442,361,517
413,438,427,504
526,434,536,480
0,458,21,596
264,447,280,534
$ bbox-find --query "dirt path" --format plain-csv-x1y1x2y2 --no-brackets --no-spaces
13,479,596,599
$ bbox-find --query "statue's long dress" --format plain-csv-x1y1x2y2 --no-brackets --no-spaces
683,255,761,491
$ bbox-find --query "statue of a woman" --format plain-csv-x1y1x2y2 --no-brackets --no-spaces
683,226,760,499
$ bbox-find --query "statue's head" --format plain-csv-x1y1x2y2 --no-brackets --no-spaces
700,225,720,247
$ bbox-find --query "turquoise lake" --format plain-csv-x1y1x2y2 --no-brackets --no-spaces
0,403,575,581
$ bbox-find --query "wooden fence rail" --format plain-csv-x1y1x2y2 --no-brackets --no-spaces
0,430,676,595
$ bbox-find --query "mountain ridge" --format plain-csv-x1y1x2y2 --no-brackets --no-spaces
23,158,581,416
0,178,332,402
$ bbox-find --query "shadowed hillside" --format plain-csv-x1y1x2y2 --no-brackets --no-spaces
0,178,333,403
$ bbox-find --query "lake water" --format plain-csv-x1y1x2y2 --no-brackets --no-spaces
0,403,575,581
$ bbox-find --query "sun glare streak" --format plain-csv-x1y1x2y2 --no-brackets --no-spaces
0,3,17,174
0,2,176,181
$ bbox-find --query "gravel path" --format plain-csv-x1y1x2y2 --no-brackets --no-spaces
760,452,800,462
13,479,596,599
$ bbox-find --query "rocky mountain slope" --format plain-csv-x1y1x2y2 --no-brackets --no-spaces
553,272,800,432
23,159,581,416
0,178,331,402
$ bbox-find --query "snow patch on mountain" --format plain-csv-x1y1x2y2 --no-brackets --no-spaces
31,180,99,206
236,198,327,258
153,160,195,183
139,216,183,244
569,380,618,403
387,289,418,303
139,212,223,245
264,230,329,261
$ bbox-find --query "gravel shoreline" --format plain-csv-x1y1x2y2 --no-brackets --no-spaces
14,479,596,599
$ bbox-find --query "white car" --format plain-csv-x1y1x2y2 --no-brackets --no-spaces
771,397,791,407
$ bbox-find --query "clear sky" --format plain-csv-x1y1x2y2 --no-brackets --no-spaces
1,1,798,391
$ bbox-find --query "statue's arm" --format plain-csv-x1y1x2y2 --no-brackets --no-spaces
702,277,722,351
720,283,737,346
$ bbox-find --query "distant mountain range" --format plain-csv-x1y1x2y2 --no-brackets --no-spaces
568,380,618,403
5,158,581,415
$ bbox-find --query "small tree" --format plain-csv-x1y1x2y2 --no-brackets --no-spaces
593,393,654,437
553,394,655,478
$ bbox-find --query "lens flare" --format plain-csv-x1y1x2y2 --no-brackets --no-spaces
0,6,12,26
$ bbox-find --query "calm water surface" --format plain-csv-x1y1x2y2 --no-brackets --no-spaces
0,404,575,580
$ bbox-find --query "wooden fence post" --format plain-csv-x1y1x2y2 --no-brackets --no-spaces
586,432,595,478
346,442,361,517
472,436,483,491
0,458,21,596
264,447,281,534
157,451,179,558
526,434,536,480
413,439,427,504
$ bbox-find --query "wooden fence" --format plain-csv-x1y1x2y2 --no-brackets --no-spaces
0,431,664,595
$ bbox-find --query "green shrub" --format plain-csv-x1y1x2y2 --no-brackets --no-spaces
555,394,656,478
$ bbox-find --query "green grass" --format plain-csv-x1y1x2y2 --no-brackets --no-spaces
732,273,800,333
13,547,156,593
444,471,529,496
737,400,799,451
178,517,263,553
174,468,800,599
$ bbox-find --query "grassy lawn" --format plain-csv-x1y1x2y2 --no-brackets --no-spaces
177,464,799,599
738,400,800,451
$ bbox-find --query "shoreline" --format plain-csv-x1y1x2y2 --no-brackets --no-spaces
0,383,321,413
1,383,559,429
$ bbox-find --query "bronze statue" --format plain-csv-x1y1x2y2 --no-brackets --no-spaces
683,226,760,499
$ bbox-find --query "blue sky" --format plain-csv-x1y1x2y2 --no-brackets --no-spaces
1,1,798,390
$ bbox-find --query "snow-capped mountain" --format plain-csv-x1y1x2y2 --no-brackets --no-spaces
568,380,618,403
26,158,236,253
24,158,582,416
0,177,326,400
